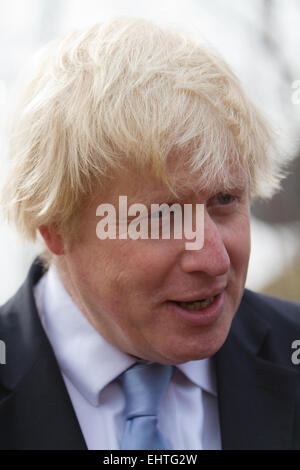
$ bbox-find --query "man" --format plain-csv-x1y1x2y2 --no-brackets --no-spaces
1,17,300,450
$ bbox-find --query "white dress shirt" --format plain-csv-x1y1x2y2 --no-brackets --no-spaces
34,265,221,450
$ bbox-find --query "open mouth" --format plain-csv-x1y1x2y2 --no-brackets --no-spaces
167,292,224,326
174,296,216,311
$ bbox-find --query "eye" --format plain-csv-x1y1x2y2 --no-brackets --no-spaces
215,193,236,206
207,192,239,215
150,210,164,219
150,205,173,220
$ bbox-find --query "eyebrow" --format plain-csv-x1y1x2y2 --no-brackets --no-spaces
126,190,177,206
205,184,248,196
126,180,248,206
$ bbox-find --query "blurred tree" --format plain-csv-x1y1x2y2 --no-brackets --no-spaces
262,256,300,302
252,0,300,224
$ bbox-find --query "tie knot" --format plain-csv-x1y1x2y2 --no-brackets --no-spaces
120,362,174,419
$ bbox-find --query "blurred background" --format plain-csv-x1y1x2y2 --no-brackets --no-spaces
0,0,299,305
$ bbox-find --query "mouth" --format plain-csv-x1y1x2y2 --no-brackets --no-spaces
174,296,216,311
167,292,224,326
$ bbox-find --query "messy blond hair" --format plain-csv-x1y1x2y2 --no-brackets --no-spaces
2,17,283,245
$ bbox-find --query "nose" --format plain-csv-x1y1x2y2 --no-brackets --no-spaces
180,209,230,277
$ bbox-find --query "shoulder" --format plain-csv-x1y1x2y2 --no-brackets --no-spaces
234,288,300,366
0,258,44,333
242,288,300,329
0,259,49,390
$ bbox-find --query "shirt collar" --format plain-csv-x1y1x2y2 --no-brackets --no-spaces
177,360,217,396
35,265,136,406
34,265,217,406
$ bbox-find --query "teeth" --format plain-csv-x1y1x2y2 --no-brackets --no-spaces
177,296,215,311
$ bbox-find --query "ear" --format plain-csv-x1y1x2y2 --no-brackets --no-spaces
39,224,65,255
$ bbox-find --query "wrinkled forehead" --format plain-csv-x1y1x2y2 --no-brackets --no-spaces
104,159,249,206
166,156,249,200
116,132,250,203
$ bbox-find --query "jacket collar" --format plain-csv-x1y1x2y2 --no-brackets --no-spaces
0,258,59,390
0,259,87,449
215,290,300,450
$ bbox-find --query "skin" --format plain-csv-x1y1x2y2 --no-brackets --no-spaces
40,170,251,365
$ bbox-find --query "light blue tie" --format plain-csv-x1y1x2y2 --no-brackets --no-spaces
120,362,174,450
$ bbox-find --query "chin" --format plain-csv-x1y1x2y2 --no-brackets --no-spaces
163,329,231,364
159,345,221,365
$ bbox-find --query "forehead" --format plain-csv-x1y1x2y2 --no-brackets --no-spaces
100,165,249,205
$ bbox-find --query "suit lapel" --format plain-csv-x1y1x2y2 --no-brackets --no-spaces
0,344,87,450
0,259,87,450
215,293,300,450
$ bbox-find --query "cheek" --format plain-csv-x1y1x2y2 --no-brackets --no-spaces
224,215,251,275
117,240,178,288
74,241,170,315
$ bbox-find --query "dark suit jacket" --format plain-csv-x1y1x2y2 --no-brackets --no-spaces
1,258,300,450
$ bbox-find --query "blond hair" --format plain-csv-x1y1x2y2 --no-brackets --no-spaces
2,17,284,244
